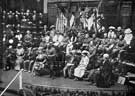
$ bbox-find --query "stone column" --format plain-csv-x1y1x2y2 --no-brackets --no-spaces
43,0,48,25
131,1,135,31
43,0,48,14
0,7,3,70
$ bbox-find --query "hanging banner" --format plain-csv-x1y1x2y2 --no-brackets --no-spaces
43,0,48,13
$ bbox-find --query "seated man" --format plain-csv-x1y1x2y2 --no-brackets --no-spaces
5,46,16,70
23,30,33,48
45,43,57,78
28,47,38,72
85,54,113,87
112,35,127,58
63,50,76,78
96,54,113,87
74,50,89,80
23,47,32,72
15,43,25,71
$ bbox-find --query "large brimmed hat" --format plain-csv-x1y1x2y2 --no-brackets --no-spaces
38,47,43,50
109,26,115,30
9,39,14,44
124,28,132,34
82,50,89,56
103,54,109,59
50,25,55,29
9,45,12,49
17,43,22,47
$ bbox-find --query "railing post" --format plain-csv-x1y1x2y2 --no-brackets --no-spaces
19,69,23,90
0,69,23,96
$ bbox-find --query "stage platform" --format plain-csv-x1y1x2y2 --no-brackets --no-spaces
0,70,128,92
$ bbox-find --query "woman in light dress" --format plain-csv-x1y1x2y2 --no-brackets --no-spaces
74,50,89,80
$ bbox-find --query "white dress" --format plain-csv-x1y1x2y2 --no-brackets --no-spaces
74,56,89,78
124,34,133,45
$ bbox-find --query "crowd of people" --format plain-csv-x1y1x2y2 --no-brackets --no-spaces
2,7,135,88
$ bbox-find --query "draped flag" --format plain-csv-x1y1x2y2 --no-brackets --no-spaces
87,14,95,31
56,12,67,33
70,14,75,27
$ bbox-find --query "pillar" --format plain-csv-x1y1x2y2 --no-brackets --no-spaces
0,3,3,69
43,0,48,14
131,1,135,31
43,0,48,25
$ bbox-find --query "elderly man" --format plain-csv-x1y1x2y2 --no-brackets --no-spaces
86,54,112,87
74,50,89,80
94,54,113,87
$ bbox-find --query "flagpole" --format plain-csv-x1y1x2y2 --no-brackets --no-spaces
97,0,103,14
94,0,103,35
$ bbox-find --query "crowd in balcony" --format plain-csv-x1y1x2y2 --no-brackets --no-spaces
2,7,135,89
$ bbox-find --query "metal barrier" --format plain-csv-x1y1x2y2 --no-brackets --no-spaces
0,69,23,96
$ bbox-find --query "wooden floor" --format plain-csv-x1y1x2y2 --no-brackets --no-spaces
0,70,128,92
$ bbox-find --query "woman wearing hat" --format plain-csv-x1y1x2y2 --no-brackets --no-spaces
52,31,64,47
108,26,116,39
124,28,133,45
74,50,89,80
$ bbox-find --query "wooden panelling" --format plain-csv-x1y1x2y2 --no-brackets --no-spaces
120,1,132,28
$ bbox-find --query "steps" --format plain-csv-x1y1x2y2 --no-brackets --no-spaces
0,87,18,96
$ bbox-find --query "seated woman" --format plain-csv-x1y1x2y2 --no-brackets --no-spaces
32,47,46,76
74,50,89,80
